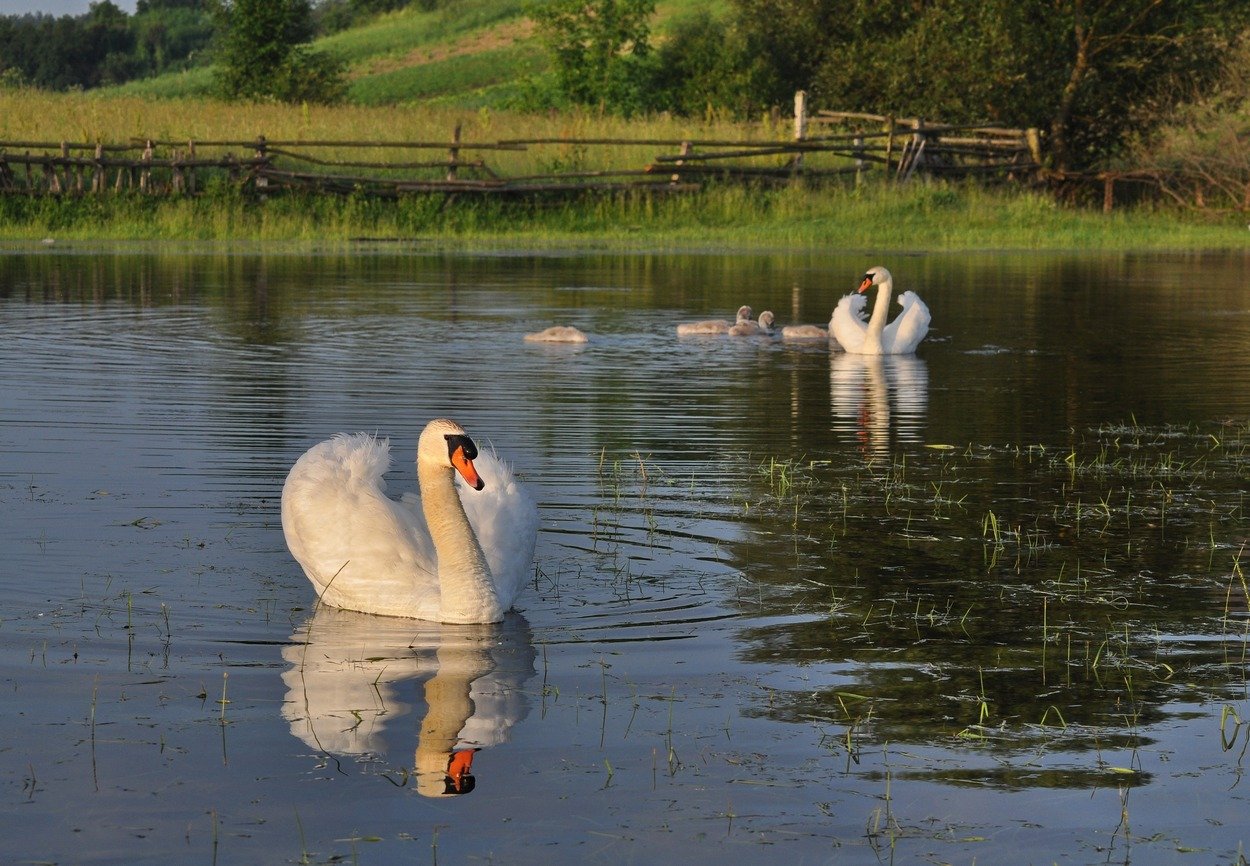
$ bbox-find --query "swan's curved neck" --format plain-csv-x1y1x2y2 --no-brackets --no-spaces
867,278,893,337
418,462,502,622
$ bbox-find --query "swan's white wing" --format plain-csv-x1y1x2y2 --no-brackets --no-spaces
826,310,845,351
281,433,440,619
882,291,931,354
456,447,539,612
830,292,868,353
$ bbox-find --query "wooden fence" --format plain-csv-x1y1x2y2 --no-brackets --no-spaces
0,98,1045,201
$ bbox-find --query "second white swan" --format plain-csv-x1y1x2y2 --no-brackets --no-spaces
831,266,931,355
281,418,538,623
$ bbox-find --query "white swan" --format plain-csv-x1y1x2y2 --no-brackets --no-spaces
831,266,930,355
524,325,588,343
728,310,775,336
677,304,753,336
280,419,538,623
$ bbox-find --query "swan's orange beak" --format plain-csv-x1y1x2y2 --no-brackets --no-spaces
857,275,873,293
451,445,485,491
446,749,478,793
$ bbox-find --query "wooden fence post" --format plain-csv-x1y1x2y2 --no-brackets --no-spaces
884,115,895,174
188,139,196,195
253,135,268,196
670,140,691,185
1026,128,1043,168
141,139,153,193
447,123,462,182
93,143,104,193
793,90,808,141
899,118,926,182
792,90,807,172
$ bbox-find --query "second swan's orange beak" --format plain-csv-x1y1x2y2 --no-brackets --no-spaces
446,749,478,793
857,275,873,293
451,445,485,491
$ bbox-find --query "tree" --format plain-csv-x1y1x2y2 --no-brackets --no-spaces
211,0,345,103
529,0,656,114
720,0,1250,171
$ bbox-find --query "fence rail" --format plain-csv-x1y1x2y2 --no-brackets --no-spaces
0,98,1049,201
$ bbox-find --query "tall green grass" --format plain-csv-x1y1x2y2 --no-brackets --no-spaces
0,88,1243,249
4,181,1246,250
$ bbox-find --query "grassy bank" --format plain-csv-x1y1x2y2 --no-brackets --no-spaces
0,91,1246,251
3,182,1246,251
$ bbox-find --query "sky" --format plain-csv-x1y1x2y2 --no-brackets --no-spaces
0,1,138,14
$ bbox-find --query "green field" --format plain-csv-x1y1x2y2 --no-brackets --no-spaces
0,1,1243,249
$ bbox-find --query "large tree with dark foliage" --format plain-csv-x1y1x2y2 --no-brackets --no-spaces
210,0,345,103
727,0,1249,171
530,0,656,114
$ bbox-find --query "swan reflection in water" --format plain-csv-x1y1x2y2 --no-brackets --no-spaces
282,608,536,797
830,352,929,456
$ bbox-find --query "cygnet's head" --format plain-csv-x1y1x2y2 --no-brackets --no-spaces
418,418,484,490
757,310,775,330
735,305,754,323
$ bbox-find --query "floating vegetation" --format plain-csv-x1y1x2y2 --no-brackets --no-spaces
724,420,1250,762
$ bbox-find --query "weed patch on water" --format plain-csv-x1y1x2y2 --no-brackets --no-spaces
721,420,1250,770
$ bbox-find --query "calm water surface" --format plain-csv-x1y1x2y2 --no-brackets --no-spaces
1,244,1248,864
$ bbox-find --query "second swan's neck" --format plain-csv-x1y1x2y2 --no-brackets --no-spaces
419,462,503,623
868,278,893,337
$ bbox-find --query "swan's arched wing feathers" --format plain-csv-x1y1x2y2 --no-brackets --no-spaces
883,291,931,354
281,433,439,618
831,292,868,353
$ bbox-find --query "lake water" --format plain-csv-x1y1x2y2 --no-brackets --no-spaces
1,243,1248,864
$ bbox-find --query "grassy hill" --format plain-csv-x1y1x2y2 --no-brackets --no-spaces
6,1,1243,247
109,0,722,109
